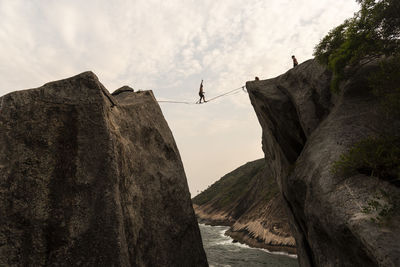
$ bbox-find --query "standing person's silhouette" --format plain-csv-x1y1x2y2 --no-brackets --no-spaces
292,55,298,68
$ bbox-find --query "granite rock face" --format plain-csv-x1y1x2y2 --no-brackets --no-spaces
247,60,400,266
0,72,208,267
112,86,134,96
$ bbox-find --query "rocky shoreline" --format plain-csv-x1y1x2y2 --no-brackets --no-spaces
194,204,234,226
194,202,297,255
226,229,297,255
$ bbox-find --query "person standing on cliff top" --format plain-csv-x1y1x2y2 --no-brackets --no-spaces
292,55,298,68
198,80,207,103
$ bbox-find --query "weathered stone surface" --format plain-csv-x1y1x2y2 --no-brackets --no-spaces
225,193,296,254
0,72,208,267
112,86,134,96
247,60,400,266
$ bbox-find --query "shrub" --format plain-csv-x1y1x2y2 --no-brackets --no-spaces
314,0,400,92
331,136,400,186
362,190,400,223
369,56,400,116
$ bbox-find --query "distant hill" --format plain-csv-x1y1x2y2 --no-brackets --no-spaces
193,159,296,254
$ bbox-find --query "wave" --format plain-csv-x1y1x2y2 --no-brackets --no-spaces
210,224,298,259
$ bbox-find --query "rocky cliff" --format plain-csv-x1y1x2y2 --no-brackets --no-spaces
0,72,208,266
247,59,400,266
193,159,296,254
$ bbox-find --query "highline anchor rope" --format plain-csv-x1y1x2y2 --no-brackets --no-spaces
157,86,246,105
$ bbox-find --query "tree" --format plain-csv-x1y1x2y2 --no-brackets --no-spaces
314,0,400,92
323,1,400,185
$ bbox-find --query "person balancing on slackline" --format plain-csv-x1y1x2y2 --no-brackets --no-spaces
198,79,207,103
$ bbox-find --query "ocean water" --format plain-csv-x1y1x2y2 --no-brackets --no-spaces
199,224,299,267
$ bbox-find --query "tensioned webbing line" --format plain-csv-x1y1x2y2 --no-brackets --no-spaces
206,86,245,102
157,86,246,105
157,100,195,104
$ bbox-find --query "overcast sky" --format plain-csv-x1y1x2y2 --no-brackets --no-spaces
0,0,359,196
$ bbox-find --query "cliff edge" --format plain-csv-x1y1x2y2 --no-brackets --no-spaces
0,72,208,266
247,59,400,266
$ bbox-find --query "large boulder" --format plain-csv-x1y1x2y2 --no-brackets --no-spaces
0,72,208,267
247,60,400,266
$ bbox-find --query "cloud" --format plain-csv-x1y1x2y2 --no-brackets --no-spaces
0,0,358,93
0,0,359,194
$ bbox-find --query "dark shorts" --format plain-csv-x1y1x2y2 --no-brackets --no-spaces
199,92,204,97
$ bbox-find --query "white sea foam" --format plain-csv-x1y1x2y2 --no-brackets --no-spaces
208,224,298,259
231,240,298,259
219,229,228,237
199,223,298,266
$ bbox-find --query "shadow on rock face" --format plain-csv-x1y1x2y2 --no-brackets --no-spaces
247,59,400,267
0,72,208,267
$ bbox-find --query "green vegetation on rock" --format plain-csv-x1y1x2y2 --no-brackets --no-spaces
331,136,400,186
362,189,400,224
369,57,400,116
193,159,294,252
317,0,400,185
192,159,279,211
313,0,400,93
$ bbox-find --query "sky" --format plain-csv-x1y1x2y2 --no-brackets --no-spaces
0,0,359,197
